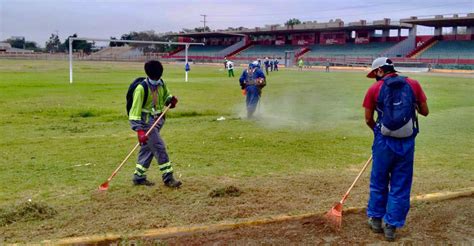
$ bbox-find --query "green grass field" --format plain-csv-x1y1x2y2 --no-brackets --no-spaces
0,59,473,242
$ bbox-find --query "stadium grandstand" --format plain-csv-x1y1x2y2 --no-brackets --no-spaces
166,13,474,69
2,13,473,69
88,46,142,60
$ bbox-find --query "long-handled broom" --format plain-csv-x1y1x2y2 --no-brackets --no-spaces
325,155,373,230
98,105,171,191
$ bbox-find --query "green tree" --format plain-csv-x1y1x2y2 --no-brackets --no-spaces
60,34,93,53
194,26,210,32
24,41,38,51
117,31,178,52
109,37,124,47
6,37,25,49
285,18,302,27
45,33,61,52
6,37,40,51
181,26,210,33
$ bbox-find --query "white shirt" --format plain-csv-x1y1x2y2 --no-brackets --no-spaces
226,61,234,70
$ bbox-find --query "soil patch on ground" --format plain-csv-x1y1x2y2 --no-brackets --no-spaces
143,197,474,245
1,171,472,243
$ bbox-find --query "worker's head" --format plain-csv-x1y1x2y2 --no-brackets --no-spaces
367,57,397,80
144,60,164,80
249,61,259,69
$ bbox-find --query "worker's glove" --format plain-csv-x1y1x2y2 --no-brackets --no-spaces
240,83,246,90
257,78,266,88
137,130,148,145
165,96,178,108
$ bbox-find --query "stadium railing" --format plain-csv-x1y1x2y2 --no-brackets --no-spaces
1,52,473,69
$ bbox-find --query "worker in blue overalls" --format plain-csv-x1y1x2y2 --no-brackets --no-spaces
363,57,429,241
239,61,266,118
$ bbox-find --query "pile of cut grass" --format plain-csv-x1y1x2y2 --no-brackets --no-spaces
209,185,242,198
0,201,57,226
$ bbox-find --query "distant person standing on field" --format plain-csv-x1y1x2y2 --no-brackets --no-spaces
298,58,304,71
264,57,270,75
226,60,235,77
274,58,279,71
363,57,429,242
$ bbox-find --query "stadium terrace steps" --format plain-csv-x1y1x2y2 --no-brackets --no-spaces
417,40,474,59
381,35,416,58
410,40,438,58
169,42,403,60
168,46,185,56
89,46,136,58
226,42,254,58
218,39,249,57
407,36,439,58
304,42,397,58
173,45,229,57
235,45,302,58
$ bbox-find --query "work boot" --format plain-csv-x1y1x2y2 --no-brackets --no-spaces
384,224,397,242
163,173,182,188
133,179,155,186
368,217,383,233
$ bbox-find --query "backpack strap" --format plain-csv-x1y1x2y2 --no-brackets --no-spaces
140,79,149,109
414,104,420,132
397,75,419,132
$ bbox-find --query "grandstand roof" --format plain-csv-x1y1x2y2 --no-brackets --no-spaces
177,23,412,38
401,14,474,27
174,32,245,38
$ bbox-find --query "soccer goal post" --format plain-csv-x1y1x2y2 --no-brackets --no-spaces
68,37,204,83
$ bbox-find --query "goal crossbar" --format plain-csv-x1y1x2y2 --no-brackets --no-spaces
68,37,204,83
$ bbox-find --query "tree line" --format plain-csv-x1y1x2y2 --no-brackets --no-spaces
3,37,41,52
3,31,178,53
4,18,304,53
13,30,181,53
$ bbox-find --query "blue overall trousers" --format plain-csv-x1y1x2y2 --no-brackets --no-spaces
367,127,416,228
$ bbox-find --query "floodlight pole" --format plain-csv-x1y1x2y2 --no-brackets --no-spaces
69,38,73,83
185,44,189,82
67,37,204,84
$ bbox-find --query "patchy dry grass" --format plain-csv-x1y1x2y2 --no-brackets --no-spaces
0,59,472,243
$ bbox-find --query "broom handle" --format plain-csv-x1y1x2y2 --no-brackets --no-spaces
105,105,171,182
340,155,373,204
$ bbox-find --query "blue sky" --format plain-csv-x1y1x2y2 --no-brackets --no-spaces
1,0,472,46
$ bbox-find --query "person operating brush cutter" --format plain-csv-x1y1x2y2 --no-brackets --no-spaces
126,60,182,188
239,61,266,118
